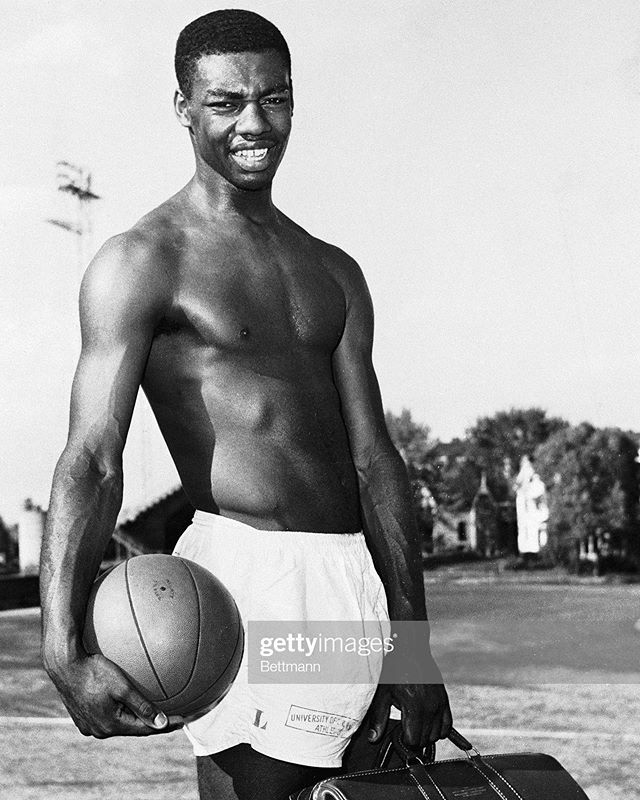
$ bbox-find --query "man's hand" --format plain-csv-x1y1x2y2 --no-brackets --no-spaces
45,651,184,739
367,651,452,751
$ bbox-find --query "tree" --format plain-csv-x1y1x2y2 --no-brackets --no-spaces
384,409,434,473
429,437,481,511
423,408,568,555
535,424,640,568
466,408,568,502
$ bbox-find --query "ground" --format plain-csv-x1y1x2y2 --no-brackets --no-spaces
2,565,638,799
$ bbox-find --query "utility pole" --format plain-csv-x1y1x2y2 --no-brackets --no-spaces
47,161,100,282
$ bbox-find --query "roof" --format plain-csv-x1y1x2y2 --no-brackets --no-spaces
117,484,184,527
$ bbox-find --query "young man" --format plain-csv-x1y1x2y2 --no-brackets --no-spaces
40,10,452,800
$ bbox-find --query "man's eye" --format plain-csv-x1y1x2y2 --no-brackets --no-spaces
207,102,239,111
262,96,288,106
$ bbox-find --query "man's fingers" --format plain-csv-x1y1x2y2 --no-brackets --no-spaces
90,705,184,738
425,714,442,744
367,688,391,742
48,653,184,739
104,674,184,736
423,696,453,744
440,703,453,740
113,706,185,736
401,708,423,750
86,698,184,737
115,683,167,729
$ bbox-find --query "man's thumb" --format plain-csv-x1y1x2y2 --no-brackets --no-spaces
367,690,391,742
150,710,168,729
124,687,168,729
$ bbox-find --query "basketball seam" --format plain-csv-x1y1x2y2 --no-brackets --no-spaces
165,596,243,710
125,559,169,700
179,561,201,696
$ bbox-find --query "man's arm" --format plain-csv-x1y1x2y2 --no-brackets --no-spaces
40,233,181,738
331,251,452,750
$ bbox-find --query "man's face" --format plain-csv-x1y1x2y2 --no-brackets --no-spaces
176,50,292,191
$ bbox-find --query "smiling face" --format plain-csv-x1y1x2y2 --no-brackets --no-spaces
175,50,293,192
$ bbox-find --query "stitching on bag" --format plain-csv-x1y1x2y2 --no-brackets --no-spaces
483,754,536,759
408,771,435,800
337,755,476,780
319,754,500,786
310,764,408,791
481,761,525,800
418,758,448,800
304,766,408,800
467,759,511,800
306,752,539,797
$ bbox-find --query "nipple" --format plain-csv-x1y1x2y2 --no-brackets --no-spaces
240,327,250,339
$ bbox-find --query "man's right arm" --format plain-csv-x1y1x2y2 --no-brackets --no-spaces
40,233,181,738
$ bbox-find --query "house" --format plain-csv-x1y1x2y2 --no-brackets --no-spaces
431,471,504,556
431,507,472,552
514,456,549,554
468,472,500,556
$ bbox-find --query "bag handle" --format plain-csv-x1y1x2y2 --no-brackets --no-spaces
380,725,479,767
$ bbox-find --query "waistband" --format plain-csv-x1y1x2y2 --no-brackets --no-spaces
191,510,365,552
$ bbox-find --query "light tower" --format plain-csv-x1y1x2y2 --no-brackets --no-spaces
47,161,100,281
45,162,167,528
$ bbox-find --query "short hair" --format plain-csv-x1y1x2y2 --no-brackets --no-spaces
175,9,291,98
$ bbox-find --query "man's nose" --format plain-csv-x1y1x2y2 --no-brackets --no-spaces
236,101,271,137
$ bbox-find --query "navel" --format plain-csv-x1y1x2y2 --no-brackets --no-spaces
239,327,250,339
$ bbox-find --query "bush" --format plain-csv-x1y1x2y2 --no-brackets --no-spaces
422,549,484,570
502,553,557,571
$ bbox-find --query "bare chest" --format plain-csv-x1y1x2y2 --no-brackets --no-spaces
154,236,346,359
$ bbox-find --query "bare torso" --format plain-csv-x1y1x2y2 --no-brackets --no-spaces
138,189,361,532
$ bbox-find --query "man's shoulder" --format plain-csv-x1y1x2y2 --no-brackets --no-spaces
84,193,190,288
81,215,180,318
313,237,369,300
283,215,365,286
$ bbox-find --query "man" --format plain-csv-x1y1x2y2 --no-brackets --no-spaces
40,10,452,800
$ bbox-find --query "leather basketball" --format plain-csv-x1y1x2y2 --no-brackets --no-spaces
83,554,243,718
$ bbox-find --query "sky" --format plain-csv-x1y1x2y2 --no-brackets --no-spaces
1,0,640,523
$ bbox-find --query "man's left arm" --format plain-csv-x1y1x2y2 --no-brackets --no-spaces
331,252,452,750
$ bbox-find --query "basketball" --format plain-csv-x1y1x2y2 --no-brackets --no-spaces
83,554,243,719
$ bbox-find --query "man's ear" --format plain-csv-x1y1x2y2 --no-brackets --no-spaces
289,77,294,116
174,89,192,128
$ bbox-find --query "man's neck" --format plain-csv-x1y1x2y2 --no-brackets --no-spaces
187,171,279,226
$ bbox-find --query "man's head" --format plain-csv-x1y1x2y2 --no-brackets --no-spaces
175,9,291,101
174,10,293,192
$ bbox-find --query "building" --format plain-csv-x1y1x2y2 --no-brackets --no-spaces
18,499,46,574
0,518,18,572
431,471,501,555
431,508,472,552
105,486,194,567
468,472,500,556
514,456,549,554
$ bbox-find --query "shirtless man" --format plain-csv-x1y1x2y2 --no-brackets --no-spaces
40,10,452,800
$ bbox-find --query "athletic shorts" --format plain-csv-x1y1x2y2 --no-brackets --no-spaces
172,510,390,768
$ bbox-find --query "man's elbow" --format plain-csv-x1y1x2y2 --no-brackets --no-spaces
355,440,407,484
54,444,123,497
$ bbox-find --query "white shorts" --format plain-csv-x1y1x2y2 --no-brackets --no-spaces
172,511,390,768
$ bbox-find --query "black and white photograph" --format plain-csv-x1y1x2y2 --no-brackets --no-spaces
1,2,639,798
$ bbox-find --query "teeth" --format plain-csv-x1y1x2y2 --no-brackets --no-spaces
234,148,268,160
